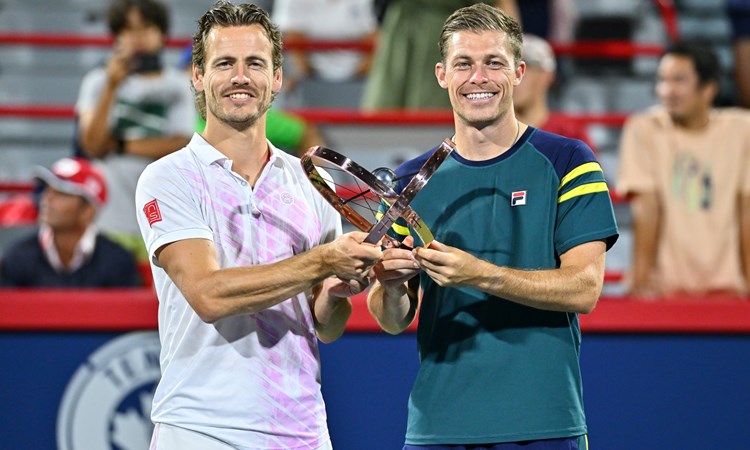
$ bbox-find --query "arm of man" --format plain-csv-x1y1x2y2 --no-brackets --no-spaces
367,236,421,334
311,277,368,343
629,191,661,298
124,136,192,159
156,232,381,324
414,239,607,314
740,193,750,294
78,90,119,158
78,51,133,158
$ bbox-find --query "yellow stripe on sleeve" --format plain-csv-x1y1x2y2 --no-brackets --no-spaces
558,182,609,203
375,211,410,236
559,162,602,190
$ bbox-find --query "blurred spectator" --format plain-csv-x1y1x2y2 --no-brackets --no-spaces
271,0,377,91
518,0,578,43
0,158,140,287
514,33,593,147
74,0,195,262
362,1,518,110
727,0,750,108
617,42,750,298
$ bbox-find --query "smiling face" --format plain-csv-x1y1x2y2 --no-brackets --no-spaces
192,24,282,132
436,30,524,128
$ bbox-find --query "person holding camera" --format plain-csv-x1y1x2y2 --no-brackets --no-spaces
75,0,196,262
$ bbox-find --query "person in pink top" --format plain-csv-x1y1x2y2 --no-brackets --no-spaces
617,42,750,298
135,2,382,449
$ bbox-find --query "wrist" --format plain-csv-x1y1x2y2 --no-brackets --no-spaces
115,138,126,154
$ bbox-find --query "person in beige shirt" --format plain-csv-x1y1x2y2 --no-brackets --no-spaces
618,42,750,298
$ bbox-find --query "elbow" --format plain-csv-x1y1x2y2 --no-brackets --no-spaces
576,282,603,314
577,297,598,315
79,138,110,159
189,293,225,324
372,316,409,335
381,319,409,335
317,329,344,344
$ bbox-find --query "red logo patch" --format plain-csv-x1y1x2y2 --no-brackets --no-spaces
143,199,162,227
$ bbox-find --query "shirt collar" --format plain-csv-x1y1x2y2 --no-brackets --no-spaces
188,132,287,170
38,224,98,274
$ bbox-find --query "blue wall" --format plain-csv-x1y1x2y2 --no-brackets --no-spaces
1,331,749,450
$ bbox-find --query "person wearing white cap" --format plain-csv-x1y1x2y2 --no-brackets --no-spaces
513,33,593,147
0,157,141,287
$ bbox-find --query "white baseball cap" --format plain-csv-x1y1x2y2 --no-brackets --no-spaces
522,34,556,73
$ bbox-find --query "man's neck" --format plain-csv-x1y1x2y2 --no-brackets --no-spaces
454,112,525,160
202,119,270,186
672,108,712,131
53,228,86,268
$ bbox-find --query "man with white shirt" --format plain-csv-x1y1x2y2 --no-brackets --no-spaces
135,2,382,449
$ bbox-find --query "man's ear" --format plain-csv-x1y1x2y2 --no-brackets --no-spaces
273,66,283,93
192,64,204,93
513,61,526,86
436,62,448,89
701,80,719,105
81,201,97,226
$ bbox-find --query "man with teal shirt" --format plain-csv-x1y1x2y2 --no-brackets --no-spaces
368,4,618,450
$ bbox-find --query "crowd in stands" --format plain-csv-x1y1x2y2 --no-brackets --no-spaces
0,0,748,300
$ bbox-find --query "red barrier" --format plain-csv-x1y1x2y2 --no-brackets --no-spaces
1,289,748,334
0,31,664,59
0,104,629,128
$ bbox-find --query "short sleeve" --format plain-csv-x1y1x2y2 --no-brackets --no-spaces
75,68,106,114
135,159,213,267
616,114,658,196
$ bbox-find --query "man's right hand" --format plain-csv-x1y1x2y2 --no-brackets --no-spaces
106,45,135,88
324,232,383,282
372,235,420,292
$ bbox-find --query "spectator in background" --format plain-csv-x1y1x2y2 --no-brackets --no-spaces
271,0,377,92
0,158,140,287
362,0,520,110
727,0,750,108
75,0,195,262
514,33,594,148
617,42,750,298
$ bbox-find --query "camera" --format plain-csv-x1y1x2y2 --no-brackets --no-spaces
132,53,162,73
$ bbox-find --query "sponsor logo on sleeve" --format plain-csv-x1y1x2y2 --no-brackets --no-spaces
143,199,162,227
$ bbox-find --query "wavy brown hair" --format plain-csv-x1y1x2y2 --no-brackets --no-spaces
191,1,283,119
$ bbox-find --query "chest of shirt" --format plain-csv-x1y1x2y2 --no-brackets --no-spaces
195,165,324,266
410,157,560,266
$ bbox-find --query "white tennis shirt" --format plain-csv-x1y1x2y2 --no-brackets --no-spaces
135,133,341,449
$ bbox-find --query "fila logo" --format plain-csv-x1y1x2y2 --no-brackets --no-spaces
511,190,527,206
143,199,162,227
